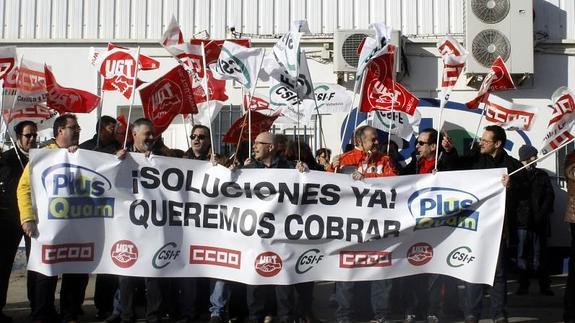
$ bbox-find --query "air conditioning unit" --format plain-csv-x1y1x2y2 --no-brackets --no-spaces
333,29,402,73
465,0,533,74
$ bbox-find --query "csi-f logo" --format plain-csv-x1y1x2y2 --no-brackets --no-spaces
152,242,180,269
41,163,114,219
447,246,476,268
407,187,479,231
296,249,324,274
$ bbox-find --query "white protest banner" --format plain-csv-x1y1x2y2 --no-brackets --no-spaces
27,149,506,285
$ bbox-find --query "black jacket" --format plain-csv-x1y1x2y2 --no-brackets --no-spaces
243,157,295,169
401,148,459,175
79,135,121,154
456,147,530,240
0,146,29,217
515,167,555,231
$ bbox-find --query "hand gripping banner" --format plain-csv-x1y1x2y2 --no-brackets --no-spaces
27,149,506,286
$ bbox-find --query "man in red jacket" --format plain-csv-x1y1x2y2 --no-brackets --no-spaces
327,125,397,323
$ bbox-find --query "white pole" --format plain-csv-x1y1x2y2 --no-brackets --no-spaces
433,88,451,172
509,137,575,176
2,56,23,151
95,72,104,149
123,47,141,149
341,90,358,153
201,43,215,154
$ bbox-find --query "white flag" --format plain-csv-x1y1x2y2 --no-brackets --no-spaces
272,24,303,78
0,46,17,81
371,110,421,142
210,41,264,93
356,23,394,84
483,94,537,131
313,83,352,114
541,87,575,154
161,16,184,47
268,50,315,124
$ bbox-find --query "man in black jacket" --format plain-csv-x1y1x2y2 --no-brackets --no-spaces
515,145,555,296
79,115,120,154
457,125,530,323
0,121,37,323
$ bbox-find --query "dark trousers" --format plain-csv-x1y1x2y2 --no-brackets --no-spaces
0,218,23,313
246,285,296,322
335,280,392,321
464,243,507,320
30,273,88,322
119,276,163,322
565,223,575,322
94,274,118,314
402,274,443,317
517,228,551,291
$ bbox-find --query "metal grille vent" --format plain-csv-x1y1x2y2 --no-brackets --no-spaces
341,33,369,68
472,29,511,67
471,0,510,24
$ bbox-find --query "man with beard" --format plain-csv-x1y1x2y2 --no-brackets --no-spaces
0,121,37,323
17,114,88,323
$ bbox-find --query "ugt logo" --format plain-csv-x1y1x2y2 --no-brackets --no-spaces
407,187,479,231
41,163,114,219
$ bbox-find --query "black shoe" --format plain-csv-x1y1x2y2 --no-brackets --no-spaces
209,316,224,323
105,314,121,323
493,317,508,323
464,315,478,323
0,313,13,323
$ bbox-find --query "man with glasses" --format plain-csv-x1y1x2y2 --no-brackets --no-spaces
326,125,397,323
400,128,458,323
185,125,211,160
0,121,37,323
455,125,529,323
17,114,88,323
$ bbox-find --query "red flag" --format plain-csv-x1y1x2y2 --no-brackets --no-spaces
108,43,160,70
192,69,228,104
482,94,537,131
161,16,184,47
222,111,279,143
0,46,16,82
95,48,138,99
139,65,197,135
189,39,250,65
478,56,515,95
45,66,100,113
360,66,419,116
3,103,54,124
243,94,270,111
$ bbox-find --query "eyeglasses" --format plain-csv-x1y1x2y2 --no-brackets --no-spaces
480,139,494,144
416,140,430,146
254,141,271,145
65,125,81,131
190,134,207,140
22,133,38,139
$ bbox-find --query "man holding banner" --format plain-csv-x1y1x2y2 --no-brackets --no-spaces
456,125,529,323
17,114,88,323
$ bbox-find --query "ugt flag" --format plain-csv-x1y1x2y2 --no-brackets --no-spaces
356,23,394,83
541,87,575,154
437,36,468,88
466,56,515,109
45,66,100,114
94,47,138,99
139,65,197,135
210,41,264,94
108,43,159,70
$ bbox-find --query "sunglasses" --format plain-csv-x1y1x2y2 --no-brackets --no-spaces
22,134,38,139
416,140,430,146
190,134,207,140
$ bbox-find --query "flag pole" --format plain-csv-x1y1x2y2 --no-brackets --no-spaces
247,53,265,157
2,56,23,152
0,79,5,148
509,137,575,176
200,43,215,158
123,47,141,149
95,72,104,149
182,114,190,149
433,88,451,172
470,94,489,150
341,89,358,153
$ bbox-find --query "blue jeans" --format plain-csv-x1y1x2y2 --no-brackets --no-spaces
464,243,507,319
209,280,231,317
335,280,392,321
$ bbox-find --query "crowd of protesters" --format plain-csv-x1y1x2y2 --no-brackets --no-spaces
0,114,573,323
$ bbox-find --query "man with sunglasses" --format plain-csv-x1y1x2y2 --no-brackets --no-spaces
17,114,88,323
185,125,211,160
400,128,458,323
325,125,397,323
0,121,37,323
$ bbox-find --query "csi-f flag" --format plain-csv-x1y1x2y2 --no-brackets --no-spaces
437,36,468,88
45,66,100,114
541,87,575,154
139,65,197,135
273,22,303,78
313,83,353,114
210,41,264,93
371,110,421,142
